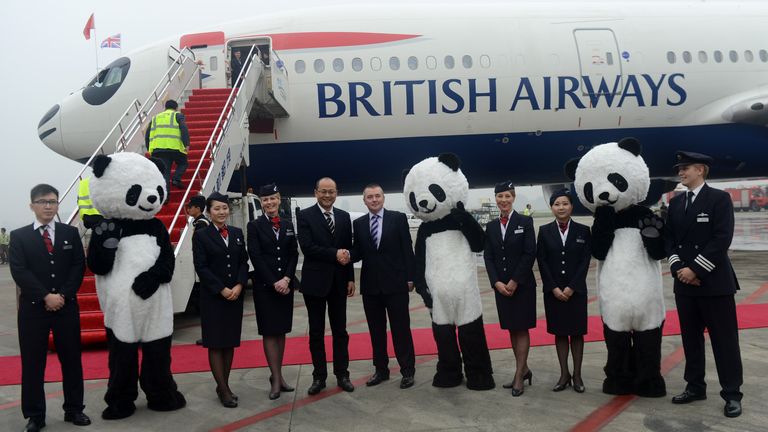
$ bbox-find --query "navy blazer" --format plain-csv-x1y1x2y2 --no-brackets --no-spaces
350,209,415,295
665,184,740,296
193,224,249,296
247,215,299,291
9,222,85,304
536,220,591,294
483,211,537,289
297,205,354,297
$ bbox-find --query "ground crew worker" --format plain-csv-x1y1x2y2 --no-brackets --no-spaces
145,99,190,194
78,177,102,229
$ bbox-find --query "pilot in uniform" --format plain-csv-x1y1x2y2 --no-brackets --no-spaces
664,151,743,418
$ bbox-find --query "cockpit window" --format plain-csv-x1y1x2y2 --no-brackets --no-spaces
82,57,131,105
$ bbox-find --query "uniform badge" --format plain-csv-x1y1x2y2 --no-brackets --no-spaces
696,212,709,223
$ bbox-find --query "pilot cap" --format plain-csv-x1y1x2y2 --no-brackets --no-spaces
549,188,573,206
494,181,515,194
186,195,206,209
258,183,280,197
674,151,713,169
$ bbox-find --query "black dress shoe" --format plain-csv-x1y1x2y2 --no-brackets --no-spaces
400,375,415,389
671,390,707,404
64,411,91,426
216,388,238,408
337,377,355,392
24,418,45,432
307,379,326,395
270,375,294,392
366,372,390,387
724,400,742,418
503,370,533,389
268,390,280,400
573,378,586,393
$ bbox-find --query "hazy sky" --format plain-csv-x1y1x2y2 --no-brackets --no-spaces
0,0,763,229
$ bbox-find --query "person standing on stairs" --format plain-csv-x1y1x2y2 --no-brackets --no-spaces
145,99,190,193
10,184,91,431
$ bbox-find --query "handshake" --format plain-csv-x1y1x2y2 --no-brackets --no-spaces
336,249,351,265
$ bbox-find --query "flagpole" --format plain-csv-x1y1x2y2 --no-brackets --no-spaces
94,28,99,72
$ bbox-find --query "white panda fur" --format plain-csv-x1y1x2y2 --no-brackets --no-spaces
404,155,482,326
572,140,665,332
89,152,174,343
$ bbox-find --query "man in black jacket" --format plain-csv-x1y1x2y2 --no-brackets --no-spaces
10,184,91,431
665,151,743,418
350,184,417,389
297,177,355,394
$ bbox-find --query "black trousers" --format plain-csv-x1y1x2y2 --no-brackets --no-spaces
303,284,349,380
104,329,179,407
674,293,743,401
362,292,415,377
18,301,84,420
152,150,188,190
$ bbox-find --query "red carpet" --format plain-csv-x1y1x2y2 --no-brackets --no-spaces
1,304,767,386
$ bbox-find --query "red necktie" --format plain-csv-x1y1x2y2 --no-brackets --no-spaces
500,216,508,227
219,226,229,240
42,226,53,254
558,221,568,233
271,216,280,231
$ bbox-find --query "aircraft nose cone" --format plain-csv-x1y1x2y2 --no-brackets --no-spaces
38,104,65,156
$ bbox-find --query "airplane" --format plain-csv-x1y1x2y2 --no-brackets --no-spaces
38,1,768,204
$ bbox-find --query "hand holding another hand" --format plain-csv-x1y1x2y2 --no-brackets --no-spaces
336,249,350,265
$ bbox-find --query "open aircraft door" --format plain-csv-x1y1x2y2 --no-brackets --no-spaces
228,37,290,118
180,31,227,88
573,29,625,96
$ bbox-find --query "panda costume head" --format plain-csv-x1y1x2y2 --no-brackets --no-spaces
403,153,468,222
90,153,167,219
566,137,649,213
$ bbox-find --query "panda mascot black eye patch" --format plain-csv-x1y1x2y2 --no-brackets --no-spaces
157,186,165,203
409,191,419,212
608,173,629,192
429,184,446,202
584,182,595,204
126,184,142,206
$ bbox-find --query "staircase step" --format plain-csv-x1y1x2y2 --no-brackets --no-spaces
182,107,224,116
80,276,96,294
80,311,105,330
186,120,218,129
192,88,232,96
184,101,228,109
189,94,230,103
77,293,101,312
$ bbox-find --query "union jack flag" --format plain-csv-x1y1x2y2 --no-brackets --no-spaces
100,34,121,49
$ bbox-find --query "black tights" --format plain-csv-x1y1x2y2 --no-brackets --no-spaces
209,348,235,395
263,335,288,392
555,335,584,385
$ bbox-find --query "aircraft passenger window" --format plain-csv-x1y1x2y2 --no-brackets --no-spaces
682,51,692,64
426,56,437,70
666,51,676,64
82,56,131,106
729,50,739,62
371,57,382,71
352,57,363,72
480,55,491,68
209,56,218,71
314,59,325,73
408,56,418,70
444,55,455,69
760,50,768,62
333,58,344,72
389,56,401,70
698,51,708,63
462,55,473,68
295,60,306,74
714,50,723,63
744,50,754,62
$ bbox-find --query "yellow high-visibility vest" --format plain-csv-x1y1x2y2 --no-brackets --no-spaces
148,109,186,154
78,177,101,219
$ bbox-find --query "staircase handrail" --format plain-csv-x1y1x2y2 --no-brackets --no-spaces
170,44,260,253
56,47,200,226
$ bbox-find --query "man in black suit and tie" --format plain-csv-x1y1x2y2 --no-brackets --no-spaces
297,177,356,394
665,151,743,418
10,184,91,431
349,184,417,389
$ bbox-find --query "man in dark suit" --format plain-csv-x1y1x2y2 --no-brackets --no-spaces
665,151,743,418
10,184,91,431
297,177,356,394
349,184,416,389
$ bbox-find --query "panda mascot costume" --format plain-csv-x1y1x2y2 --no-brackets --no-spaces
404,153,495,390
87,153,186,419
565,138,667,397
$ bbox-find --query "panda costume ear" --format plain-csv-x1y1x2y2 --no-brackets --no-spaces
564,158,580,181
92,154,112,178
148,157,166,175
438,153,461,171
401,168,410,185
617,137,642,156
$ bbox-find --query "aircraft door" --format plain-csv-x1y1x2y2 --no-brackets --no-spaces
180,31,227,88
573,29,624,96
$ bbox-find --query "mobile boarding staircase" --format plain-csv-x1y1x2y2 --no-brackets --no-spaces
53,43,289,347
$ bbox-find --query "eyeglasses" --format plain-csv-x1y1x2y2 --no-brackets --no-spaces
316,189,337,195
32,199,59,206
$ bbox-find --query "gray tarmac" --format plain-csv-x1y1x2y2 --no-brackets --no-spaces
1,214,767,431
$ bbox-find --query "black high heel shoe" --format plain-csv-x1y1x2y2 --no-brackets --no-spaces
572,377,585,393
270,375,295,392
503,370,533,389
217,388,238,408
552,376,572,392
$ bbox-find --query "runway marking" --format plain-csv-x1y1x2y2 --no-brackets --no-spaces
569,279,764,431
210,354,438,432
0,382,105,411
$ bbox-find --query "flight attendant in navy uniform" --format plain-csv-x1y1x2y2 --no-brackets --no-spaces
483,181,537,397
247,183,299,400
665,151,743,418
192,192,249,408
536,189,591,393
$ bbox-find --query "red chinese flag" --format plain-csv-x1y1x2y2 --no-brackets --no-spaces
83,13,95,40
